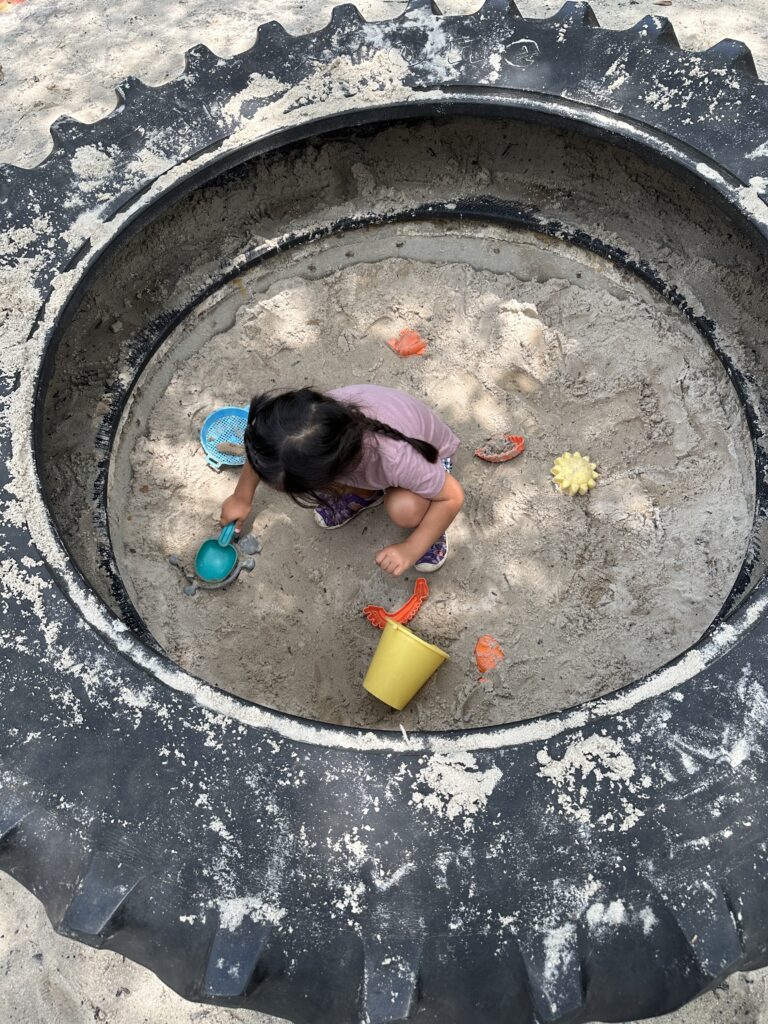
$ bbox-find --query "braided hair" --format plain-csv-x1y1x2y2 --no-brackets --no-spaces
243,388,438,506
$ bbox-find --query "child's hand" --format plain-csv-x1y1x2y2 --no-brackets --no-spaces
220,494,253,535
375,543,415,577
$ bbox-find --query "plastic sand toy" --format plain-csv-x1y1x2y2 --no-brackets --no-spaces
386,327,428,357
551,451,599,496
475,635,505,674
169,526,261,596
194,523,240,582
475,434,525,463
363,578,429,629
363,620,448,709
200,406,249,471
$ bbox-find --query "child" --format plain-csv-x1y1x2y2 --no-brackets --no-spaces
219,385,464,575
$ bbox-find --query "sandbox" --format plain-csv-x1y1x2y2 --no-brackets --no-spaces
38,115,762,731
105,219,753,729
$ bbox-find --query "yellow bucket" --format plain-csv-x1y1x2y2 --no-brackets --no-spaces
363,619,449,710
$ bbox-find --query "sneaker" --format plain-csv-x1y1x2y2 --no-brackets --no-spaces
313,490,385,530
414,534,448,572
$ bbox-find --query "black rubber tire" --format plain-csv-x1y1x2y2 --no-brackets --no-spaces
2,3,768,1022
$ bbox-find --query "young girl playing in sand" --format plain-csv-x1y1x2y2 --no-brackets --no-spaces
219,385,464,575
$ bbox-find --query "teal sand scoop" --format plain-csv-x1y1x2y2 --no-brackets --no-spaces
194,522,238,583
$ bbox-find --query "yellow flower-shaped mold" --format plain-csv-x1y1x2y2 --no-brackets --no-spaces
551,451,599,496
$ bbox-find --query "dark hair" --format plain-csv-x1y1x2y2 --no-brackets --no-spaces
243,388,438,505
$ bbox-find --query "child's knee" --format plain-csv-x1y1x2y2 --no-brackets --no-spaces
385,489,428,527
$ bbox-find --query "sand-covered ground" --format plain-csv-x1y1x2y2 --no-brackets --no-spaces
110,225,752,730
3,1,768,1021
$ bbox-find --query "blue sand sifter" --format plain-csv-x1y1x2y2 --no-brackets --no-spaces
200,406,249,471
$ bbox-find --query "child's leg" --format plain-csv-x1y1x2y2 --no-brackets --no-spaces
384,472,455,572
384,488,430,528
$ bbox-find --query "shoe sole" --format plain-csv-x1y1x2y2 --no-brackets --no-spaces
414,557,447,573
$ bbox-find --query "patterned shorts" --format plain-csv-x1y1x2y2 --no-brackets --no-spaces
442,457,453,474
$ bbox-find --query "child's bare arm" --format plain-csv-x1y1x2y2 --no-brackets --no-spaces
376,475,464,576
220,461,260,533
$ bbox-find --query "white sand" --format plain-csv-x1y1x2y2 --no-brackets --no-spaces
3,0,768,1021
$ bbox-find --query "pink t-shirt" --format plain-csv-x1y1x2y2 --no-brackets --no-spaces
328,385,460,500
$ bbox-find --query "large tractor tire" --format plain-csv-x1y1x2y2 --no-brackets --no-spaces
2,3,768,1021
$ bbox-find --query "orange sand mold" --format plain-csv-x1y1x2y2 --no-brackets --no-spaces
386,327,428,357
475,634,505,674
475,434,525,463
363,578,429,629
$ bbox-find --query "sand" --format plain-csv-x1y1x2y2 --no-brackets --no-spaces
111,223,753,730
3,0,768,1021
